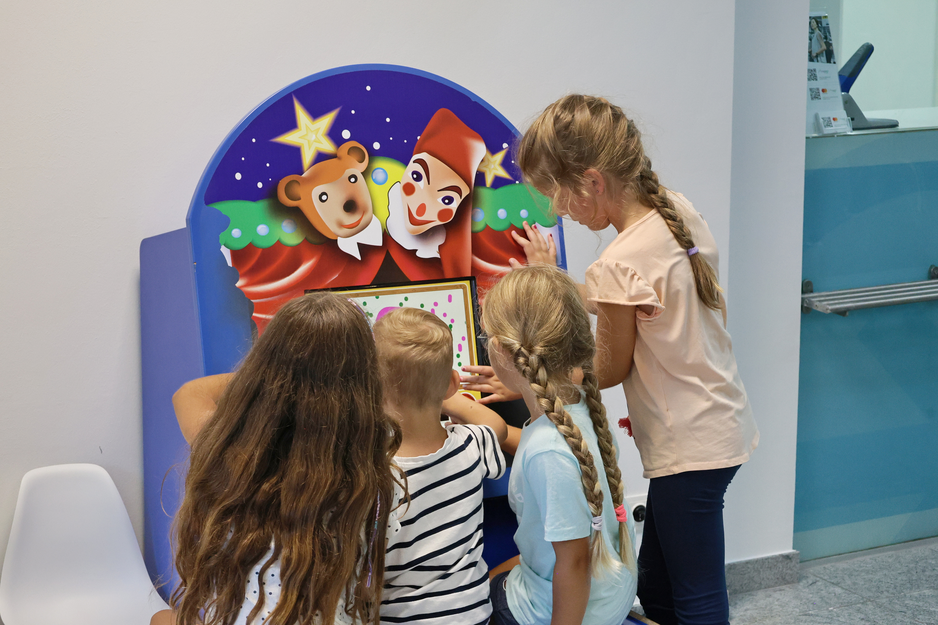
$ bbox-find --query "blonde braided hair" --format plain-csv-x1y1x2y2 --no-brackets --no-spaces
483,265,636,577
581,366,636,573
633,159,722,309
517,94,722,310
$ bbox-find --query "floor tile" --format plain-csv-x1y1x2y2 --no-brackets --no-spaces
806,543,938,598
729,572,866,622
728,538,938,624
799,598,931,625
729,615,807,625
882,589,938,625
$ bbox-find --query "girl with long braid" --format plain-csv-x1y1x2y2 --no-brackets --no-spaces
445,264,637,625
505,94,759,625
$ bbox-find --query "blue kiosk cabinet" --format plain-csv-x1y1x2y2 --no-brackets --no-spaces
139,65,565,596
796,120,938,560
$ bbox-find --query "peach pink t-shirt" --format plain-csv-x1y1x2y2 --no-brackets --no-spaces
585,192,758,479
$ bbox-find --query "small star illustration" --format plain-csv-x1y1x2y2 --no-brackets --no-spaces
478,148,513,187
272,98,339,170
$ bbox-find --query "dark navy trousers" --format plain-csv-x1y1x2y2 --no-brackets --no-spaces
637,465,740,625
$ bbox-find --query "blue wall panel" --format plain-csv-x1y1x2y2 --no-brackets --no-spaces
795,132,938,560
140,229,204,598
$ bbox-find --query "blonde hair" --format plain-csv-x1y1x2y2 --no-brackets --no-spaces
517,94,722,310
373,307,454,409
483,265,636,577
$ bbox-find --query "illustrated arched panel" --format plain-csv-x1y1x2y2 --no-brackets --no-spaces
142,68,563,590
187,64,564,366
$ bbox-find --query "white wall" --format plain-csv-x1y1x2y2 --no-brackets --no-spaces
0,0,806,589
726,1,808,562
822,0,938,110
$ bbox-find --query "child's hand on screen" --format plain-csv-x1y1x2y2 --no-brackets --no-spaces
460,365,523,404
509,221,557,268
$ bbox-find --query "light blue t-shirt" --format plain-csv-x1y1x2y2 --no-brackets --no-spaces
505,399,637,625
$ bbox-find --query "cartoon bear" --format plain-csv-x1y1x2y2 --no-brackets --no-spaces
277,141,382,259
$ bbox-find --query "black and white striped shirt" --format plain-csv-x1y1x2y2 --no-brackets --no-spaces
381,423,505,625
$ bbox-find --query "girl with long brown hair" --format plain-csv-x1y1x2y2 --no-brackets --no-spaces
507,94,759,625
454,264,637,625
150,292,401,625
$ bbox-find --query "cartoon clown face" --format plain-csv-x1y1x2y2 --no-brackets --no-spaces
401,152,471,235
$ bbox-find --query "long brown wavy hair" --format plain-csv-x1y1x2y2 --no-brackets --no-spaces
516,94,722,310
482,265,636,577
171,293,402,625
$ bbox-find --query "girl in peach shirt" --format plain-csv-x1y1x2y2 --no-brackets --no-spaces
502,95,759,625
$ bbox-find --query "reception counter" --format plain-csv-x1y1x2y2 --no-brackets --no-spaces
795,117,938,560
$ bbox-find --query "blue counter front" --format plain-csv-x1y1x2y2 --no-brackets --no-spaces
795,127,938,560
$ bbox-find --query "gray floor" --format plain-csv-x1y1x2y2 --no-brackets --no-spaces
728,537,938,624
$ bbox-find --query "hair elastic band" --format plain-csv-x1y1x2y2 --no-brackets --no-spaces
614,504,629,523
687,246,699,256
591,515,604,532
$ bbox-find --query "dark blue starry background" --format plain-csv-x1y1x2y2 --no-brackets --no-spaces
202,66,521,206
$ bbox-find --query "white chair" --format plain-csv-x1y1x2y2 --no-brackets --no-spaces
0,463,170,625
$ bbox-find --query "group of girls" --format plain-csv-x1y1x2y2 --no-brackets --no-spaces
156,93,757,625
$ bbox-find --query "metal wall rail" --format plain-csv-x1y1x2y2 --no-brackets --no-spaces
802,265,938,316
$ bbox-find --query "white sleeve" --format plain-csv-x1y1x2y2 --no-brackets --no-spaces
468,423,506,480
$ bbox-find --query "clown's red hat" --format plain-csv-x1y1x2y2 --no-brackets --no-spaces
414,109,486,187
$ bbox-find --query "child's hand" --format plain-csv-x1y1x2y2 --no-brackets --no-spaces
509,221,557,268
460,365,522,404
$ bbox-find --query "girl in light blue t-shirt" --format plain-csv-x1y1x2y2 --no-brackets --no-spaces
475,265,637,625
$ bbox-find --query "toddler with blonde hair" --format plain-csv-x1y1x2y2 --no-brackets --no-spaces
373,307,507,625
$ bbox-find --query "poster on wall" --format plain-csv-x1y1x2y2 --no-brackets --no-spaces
806,13,849,135
186,65,563,342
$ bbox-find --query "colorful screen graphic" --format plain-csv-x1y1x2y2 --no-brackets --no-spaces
326,278,480,372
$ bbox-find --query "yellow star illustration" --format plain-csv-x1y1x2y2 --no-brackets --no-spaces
272,98,339,170
477,148,513,187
